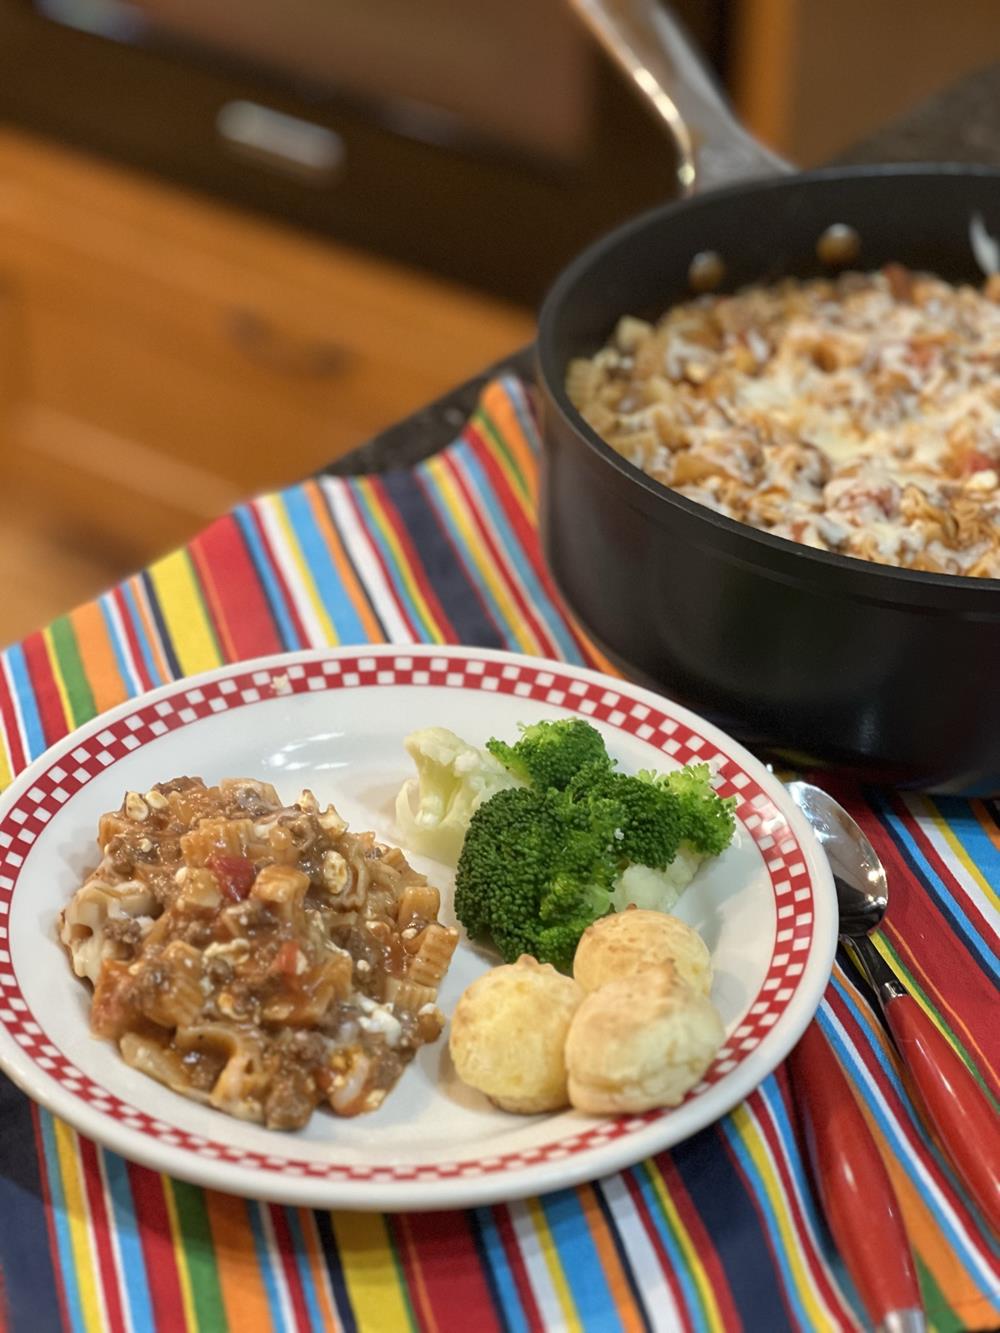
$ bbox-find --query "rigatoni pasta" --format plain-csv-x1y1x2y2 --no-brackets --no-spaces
61,776,457,1130
568,268,1000,577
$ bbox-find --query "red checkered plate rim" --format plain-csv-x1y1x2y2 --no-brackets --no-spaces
0,646,836,1211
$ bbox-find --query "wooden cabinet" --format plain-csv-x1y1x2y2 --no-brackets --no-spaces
0,127,533,565
733,0,1000,165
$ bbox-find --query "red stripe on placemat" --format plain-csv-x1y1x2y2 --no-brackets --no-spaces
267,1205,312,1333
30,1107,72,1333
78,1139,127,1333
246,502,309,649
111,587,154,693
654,1154,744,1333
367,477,460,644
413,470,508,645
492,1206,545,1333
833,787,1000,1085
0,662,26,778
191,516,284,661
187,537,239,664
885,792,998,947
397,1212,503,1333
439,449,559,659
463,423,599,666
126,1164,188,1330
757,1074,857,1328
718,1121,801,1333
20,631,68,746
621,1172,694,1333
342,487,420,641
388,1215,437,1333
445,441,560,658
824,982,987,1236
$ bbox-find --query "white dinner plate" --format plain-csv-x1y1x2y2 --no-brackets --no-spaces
0,645,835,1211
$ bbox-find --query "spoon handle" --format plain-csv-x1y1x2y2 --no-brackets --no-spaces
788,1021,924,1330
882,994,1000,1234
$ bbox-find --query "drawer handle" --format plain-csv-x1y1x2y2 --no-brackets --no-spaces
226,309,351,378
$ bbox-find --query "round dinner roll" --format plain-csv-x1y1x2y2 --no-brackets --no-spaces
573,909,713,997
565,963,725,1114
449,955,584,1114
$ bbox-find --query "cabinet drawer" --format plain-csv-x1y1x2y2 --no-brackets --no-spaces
0,127,533,560
0,210,515,489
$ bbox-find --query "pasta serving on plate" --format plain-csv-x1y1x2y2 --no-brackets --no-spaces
59,777,457,1130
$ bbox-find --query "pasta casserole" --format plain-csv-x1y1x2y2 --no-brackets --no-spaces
60,777,458,1130
567,268,1000,577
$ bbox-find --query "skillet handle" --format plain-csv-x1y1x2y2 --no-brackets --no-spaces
568,0,791,194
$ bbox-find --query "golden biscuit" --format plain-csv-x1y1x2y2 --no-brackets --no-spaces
449,955,584,1114
573,909,712,997
566,963,724,1114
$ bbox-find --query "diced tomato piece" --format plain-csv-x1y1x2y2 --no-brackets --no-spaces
206,854,256,901
271,940,300,975
962,449,995,476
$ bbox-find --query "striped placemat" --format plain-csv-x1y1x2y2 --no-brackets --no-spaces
0,378,997,1332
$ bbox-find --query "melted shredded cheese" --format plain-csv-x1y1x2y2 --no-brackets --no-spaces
568,268,1000,577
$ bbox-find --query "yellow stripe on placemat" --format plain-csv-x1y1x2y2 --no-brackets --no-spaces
524,1197,582,1333
330,1212,413,1331
304,481,383,645
971,798,1000,861
873,930,996,1087
849,1074,991,1320
392,1215,439,1333
354,477,447,644
129,573,173,684
270,494,339,646
0,727,13,790
41,626,75,729
480,379,538,510
644,1161,727,1333
147,550,222,678
728,1107,830,1332
423,454,540,656
162,1177,198,1333
923,796,1000,913
52,1121,108,1333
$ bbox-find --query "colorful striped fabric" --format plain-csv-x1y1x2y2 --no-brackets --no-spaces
0,377,997,1333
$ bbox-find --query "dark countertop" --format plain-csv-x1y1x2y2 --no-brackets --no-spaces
835,63,1000,167
329,63,1000,477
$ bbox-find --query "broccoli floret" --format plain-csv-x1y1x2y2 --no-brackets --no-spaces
568,765,683,870
454,783,616,969
450,734,737,972
637,762,736,856
454,786,569,956
486,718,612,791
533,922,595,975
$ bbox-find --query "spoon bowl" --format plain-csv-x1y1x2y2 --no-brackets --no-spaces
786,781,887,936
786,777,1000,1235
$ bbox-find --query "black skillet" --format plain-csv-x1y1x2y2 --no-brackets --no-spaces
536,0,1000,794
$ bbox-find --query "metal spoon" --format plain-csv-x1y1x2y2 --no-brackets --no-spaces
784,780,924,1332
788,781,1000,1236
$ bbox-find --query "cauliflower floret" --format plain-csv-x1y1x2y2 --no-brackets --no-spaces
395,727,521,865
611,844,704,914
